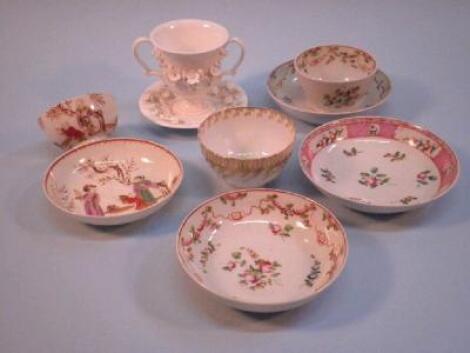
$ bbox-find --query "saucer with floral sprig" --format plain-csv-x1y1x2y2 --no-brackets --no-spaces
139,80,248,129
299,116,459,213
176,188,348,313
267,60,391,124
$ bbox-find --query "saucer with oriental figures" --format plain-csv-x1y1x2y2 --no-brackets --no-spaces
43,138,183,225
176,189,348,313
299,116,459,213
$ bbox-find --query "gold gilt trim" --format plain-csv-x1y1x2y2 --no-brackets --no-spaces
198,107,296,178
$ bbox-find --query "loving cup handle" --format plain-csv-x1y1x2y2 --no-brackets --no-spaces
132,36,162,78
220,37,245,76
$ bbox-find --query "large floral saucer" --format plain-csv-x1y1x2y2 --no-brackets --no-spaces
139,80,248,129
267,60,391,124
176,189,348,313
300,116,459,213
43,138,183,225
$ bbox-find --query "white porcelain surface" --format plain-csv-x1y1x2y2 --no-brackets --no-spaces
267,60,391,124
300,116,460,213
176,189,348,313
132,19,245,90
198,107,295,187
43,138,183,225
38,93,118,149
294,45,377,112
139,80,248,129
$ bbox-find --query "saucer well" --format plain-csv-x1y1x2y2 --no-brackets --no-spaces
43,138,183,225
176,189,348,313
139,80,248,129
267,60,391,124
299,116,459,213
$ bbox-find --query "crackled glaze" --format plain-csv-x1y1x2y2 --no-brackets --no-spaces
267,60,391,123
43,138,183,225
176,189,348,313
300,116,459,213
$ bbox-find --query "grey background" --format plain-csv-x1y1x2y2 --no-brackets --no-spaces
1,1,469,352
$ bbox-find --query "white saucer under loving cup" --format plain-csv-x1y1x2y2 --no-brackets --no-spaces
294,45,377,112
132,19,245,85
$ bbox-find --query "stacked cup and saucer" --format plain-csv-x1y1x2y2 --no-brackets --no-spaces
133,19,248,129
267,45,392,124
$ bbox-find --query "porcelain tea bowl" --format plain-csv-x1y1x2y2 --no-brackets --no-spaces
267,60,391,124
198,107,296,188
38,93,118,150
299,116,460,213
43,138,183,226
176,189,348,313
294,45,377,112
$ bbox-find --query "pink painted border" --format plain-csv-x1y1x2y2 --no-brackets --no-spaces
299,116,459,200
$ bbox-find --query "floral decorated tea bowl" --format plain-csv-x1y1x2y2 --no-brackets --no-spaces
198,107,296,188
43,138,183,226
38,93,118,149
176,189,348,313
299,116,460,213
294,45,377,112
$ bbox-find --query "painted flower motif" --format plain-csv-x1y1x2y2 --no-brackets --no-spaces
222,247,282,290
400,195,418,205
258,259,274,273
230,211,243,221
269,222,293,238
384,151,406,162
200,241,218,271
320,168,336,183
406,138,439,155
316,128,344,149
222,260,237,272
343,147,361,157
323,86,360,108
269,222,282,234
322,212,339,231
416,170,437,186
305,254,321,287
316,228,329,246
358,167,390,188
220,192,248,206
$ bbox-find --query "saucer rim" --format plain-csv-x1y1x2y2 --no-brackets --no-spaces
138,80,248,130
42,137,184,222
266,60,392,116
298,116,460,213
175,188,349,311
